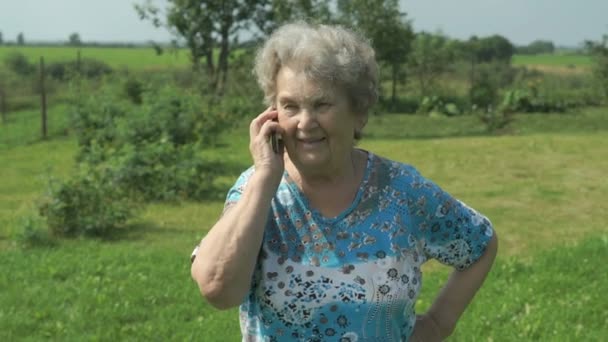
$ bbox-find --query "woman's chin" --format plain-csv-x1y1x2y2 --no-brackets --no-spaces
292,152,329,170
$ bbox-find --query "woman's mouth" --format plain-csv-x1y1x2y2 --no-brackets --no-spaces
298,137,326,149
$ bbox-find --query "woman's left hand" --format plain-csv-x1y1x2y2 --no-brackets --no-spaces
409,314,442,342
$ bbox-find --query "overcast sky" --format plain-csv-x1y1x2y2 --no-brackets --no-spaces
0,0,607,47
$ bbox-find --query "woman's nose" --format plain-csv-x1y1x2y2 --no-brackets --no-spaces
296,109,319,130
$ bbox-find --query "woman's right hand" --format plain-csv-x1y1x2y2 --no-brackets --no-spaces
249,107,285,183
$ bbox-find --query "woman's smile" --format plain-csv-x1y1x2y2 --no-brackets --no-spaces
297,136,327,149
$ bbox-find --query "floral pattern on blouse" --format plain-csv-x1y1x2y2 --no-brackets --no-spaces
222,151,494,342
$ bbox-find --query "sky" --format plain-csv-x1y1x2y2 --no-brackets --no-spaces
0,0,607,47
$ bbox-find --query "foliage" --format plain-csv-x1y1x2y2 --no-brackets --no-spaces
13,214,56,248
46,58,113,81
38,165,137,237
464,35,515,64
123,77,144,104
68,33,82,46
16,32,25,45
136,0,335,95
585,34,608,100
504,70,603,113
517,39,555,55
336,0,414,104
3,51,36,76
407,32,454,96
0,31,3,45
252,0,332,35
477,99,514,134
69,79,234,202
416,95,463,117
468,62,517,110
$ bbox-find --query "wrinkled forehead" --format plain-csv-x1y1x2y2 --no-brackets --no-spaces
276,65,340,101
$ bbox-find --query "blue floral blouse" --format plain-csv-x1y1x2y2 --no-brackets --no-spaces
223,150,494,342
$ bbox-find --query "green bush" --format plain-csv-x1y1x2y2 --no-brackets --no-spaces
417,95,464,117
3,52,35,76
38,166,137,237
69,79,234,202
13,215,56,248
123,77,144,104
111,143,222,201
46,58,112,81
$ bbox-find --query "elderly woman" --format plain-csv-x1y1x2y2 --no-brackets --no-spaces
191,22,497,341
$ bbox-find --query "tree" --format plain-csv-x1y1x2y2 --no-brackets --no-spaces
68,32,82,46
473,35,514,64
250,0,332,36
336,0,414,104
17,32,25,45
0,31,4,45
407,32,454,97
137,0,237,94
585,34,608,99
517,40,555,55
136,0,331,95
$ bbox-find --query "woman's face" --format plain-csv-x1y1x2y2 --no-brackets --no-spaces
275,66,365,173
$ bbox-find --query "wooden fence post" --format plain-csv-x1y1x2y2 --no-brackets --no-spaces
0,86,6,124
40,56,47,139
77,49,81,75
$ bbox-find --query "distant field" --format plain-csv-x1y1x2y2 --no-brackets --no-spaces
0,46,190,70
0,46,592,71
512,53,592,70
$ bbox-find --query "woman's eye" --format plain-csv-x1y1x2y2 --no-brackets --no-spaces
316,102,331,109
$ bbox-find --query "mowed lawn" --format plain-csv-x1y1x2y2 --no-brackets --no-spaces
1,108,607,340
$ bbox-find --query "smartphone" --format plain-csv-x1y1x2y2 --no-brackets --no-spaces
270,118,282,154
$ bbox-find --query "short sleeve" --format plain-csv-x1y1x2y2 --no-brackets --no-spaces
408,169,494,270
223,167,254,214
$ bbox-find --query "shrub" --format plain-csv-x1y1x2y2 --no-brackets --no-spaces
111,143,223,201
46,58,112,81
3,52,35,76
123,77,144,104
13,215,56,248
38,166,137,237
69,79,234,202
417,95,464,117
477,106,514,133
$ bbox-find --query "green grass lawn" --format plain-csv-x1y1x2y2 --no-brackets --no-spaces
1,107,607,340
0,46,190,70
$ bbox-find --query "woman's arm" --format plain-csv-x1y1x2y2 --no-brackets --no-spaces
415,233,498,340
191,170,279,310
191,108,283,310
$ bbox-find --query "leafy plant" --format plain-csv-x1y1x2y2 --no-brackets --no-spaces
13,214,56,248
3,52,35,76
46,58,112,81
38,166,138,237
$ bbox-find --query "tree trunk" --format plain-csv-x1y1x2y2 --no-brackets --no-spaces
216,4,233,96
391,64,398,106
0,87,6,124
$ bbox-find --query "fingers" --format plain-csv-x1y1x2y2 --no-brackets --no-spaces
249,107,278,138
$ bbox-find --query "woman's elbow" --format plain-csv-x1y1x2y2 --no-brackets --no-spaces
191,264,242,310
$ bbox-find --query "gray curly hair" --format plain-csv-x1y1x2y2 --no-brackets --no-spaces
254,21,379,119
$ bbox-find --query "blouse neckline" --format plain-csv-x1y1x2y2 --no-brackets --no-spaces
283,149,374,225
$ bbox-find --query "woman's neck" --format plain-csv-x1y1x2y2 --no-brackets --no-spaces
286,149,363,191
